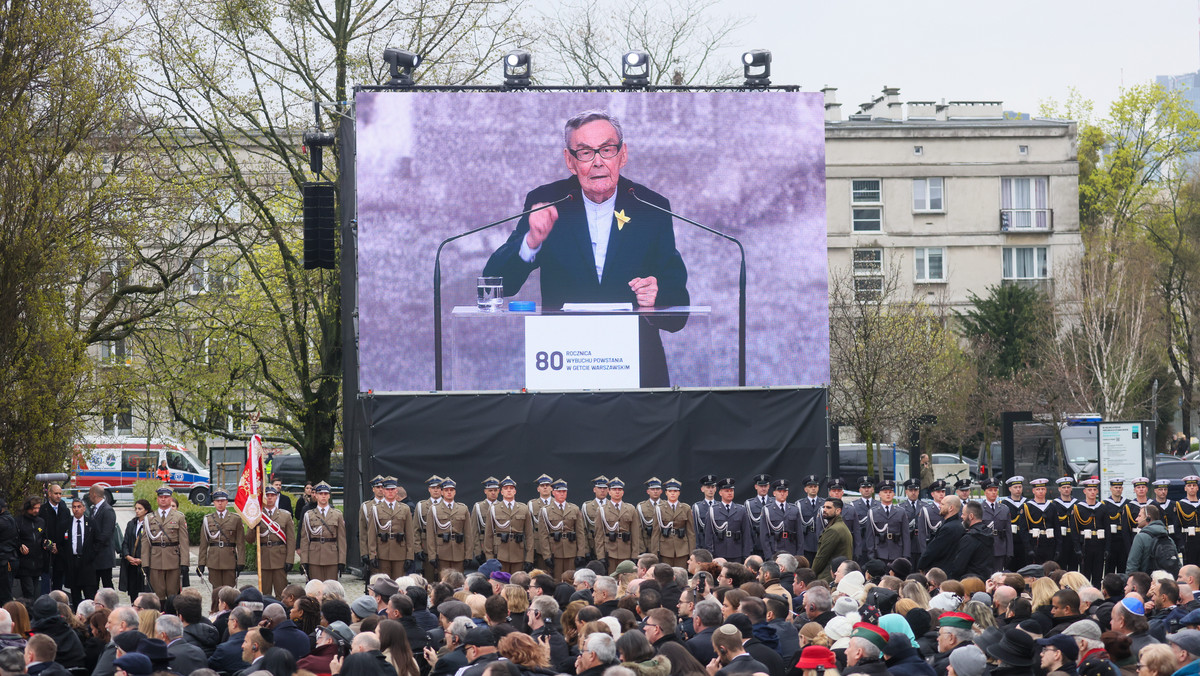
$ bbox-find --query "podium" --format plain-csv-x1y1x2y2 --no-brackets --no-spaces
446,306,712,391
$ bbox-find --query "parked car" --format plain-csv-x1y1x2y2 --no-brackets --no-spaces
931,453,981,481
270,453,345,496
836,444,910,487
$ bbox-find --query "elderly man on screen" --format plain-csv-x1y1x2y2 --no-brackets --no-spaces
483,110,690,387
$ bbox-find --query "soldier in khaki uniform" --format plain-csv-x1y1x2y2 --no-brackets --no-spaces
649,478,694,568
594,477,643,574
470,477,501,563
367,478,417,578
636,478,665,553
358,476,384,579
527,474,555,572
580,476,609,561
414,476,442,578
483,477,535,574
536,479,587,582
248,485,295,598
426,478,471,575
141,486,190,601
197,490,245,611
300,481,346,581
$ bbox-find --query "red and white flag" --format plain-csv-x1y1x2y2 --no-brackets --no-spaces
235,434,265,528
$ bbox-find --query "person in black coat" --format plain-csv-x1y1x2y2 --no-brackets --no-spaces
38,484,72,593
0,499,17,605
62,498,99,607
119,499,151,598
946,503,995,580
28,595,85,670
86,487,117,590
917,497,966,573
884,635,935,676
711,624,768,676
15,497,49,600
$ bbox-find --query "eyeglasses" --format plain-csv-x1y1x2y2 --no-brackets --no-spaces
567,142,622,162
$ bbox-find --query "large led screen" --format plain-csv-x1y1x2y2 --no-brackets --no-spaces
355,91,828,392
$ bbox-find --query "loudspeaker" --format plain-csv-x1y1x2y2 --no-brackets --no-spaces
303,182,337,270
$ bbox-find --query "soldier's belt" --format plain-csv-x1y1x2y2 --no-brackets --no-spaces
151,542,180,547
805,524,815,534
377,533,406,542
1029,529,1054,538
606,532,631,542
497,533,525,543
1082,530,1105,539
212,541,229,547
716,530,740,541
884,533,897,540
439,533,465,543
551,532,576,542
662,528,687,538
773,531,795,541
311,537,338,543
262,541,285,547
1011,524,1019,534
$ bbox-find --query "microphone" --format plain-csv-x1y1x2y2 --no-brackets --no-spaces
627,187,747,387
433,194,574,390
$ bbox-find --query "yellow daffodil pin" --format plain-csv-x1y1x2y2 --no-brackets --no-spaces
615,209,631,230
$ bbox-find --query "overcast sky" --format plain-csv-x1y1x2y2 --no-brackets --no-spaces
718,0,1200,117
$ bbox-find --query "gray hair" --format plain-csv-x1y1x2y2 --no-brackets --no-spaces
673,567,689,589
322,580,346,600
849,636,881,660
1079,638,1104,652
694,599,723,628
112,607,139,630
944,626,973,645
1079,587,1104,605
563,110,624,148
304,580,324,597
776,554,798,573
95,589,120,610
76,600,95,619
156,614,183,640
529,595,559,620
229,607,254,633
575,569,597,588
807,586,833,612
448,616,475,643
594,576,618,597
585,631,618,664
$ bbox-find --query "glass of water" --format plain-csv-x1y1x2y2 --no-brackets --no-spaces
476,276,504,311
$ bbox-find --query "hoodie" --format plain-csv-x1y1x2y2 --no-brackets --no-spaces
182,621,220,657
1126,520,1170,573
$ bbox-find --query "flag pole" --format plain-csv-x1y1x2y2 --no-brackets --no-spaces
252,415,263,593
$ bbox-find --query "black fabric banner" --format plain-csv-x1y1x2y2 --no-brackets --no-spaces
358,388,829,502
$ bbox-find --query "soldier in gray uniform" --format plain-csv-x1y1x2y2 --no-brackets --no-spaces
760,479,800,558
899,479,926,561
845,476,878,562
692,475,718,553
744,474,771,557
916,479,945,557
795,475,824,562
978,477,1013,572
708,478,751,561
867,480,908,565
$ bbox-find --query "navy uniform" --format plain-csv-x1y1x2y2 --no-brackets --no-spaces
425,478,472,574
1103,478,1130,575
1053,477,1080,571
414,475,443,579
844,477,879,562
1153,479,1177,542
358,476,385,579
528,474,556,572
299,481,346,581
979,477,1013,572
707,478,752,560
1175,476,1200,566
637,478,666,551
580,476,609,561
593,478,643,573
1001,476,1028,571
1023,478,1057,564
692,475,718,552
761,480,800,558
538,479,588,581
744,474,771,557
650,479,695,568
1075,478,1107,586
483,477,535,574
866,480,909,564
795,475,825,561
470,477,501,563
916,480,945,557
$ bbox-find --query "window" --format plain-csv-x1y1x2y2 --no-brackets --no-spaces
1001,177,1051,230
104,402,133,436
853,248,883,301
913,178,944,211
167,451,191,471
851,179,882,232
914,247,945,282
1002,246,1049,280
189,258,209,294
99,339,130,365
914,146,923,156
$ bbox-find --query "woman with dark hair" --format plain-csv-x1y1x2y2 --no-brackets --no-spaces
3,602,30,637
119,499,152,597
657,642,708,676
83,608,110,674
292,595,322,637
258,646,298,676
378,619,421,676
610,608,639,634
618,629,671,676
14,496,46,600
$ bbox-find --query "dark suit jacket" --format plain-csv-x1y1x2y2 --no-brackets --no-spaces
483,175,689,387
430,647,469,676
715,655,768,676
686,626,717,665
27,662,71,676
62,515,98,578
90,500,117,569
917,515,966,572
38,500,71,561
209,630,250,676
169,637,210,675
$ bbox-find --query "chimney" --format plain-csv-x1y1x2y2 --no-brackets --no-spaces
822,86,842,122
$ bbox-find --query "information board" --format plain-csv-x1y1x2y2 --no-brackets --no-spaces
1098,422,1145,486
525,315,640,389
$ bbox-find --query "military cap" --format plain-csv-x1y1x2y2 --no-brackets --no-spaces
850,622,890,652
499,476,516,488
315,481,332,493
535,474,553,486
1109,477,1125,485
1186,476,1200,485
370,475,385,487
1056,476,1075,487
1080,478,1100,487
827,478,846,490
903,478,921,490
1133,477,1150,486
155,486,173,496
1029,478,1049,487
592,476,610,488
771,479,791,492
551,479,568,490
381,478,398,489
877,479,896,492
608,477,625,489
858,476,874,488
929,479,948,492
1006,476,1025,486
699,475,717,487
440,478,456,489
979,478,1000,490
954,479,972,491
803,474,820,487
211,490,228,500
645,477,662,489
716,478,735,490
754,474,771,485
1153,479,1171,488
264,485,279,495
482,477,500,488
425,475,443,487
663,478,682,490
939,611,975,630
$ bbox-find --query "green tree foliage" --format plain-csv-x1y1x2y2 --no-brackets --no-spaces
957,284,1053,379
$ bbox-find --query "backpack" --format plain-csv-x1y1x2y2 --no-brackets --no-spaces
1152,532,1181,575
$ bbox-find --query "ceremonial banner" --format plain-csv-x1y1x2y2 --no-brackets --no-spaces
235,434,264,527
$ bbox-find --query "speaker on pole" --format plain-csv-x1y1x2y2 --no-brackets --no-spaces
303,182,336,270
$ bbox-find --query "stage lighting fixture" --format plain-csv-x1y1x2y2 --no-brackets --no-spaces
383,48,421,87
742,49,772,87
503,49,531,88
302,130,335,174
621,50,650,87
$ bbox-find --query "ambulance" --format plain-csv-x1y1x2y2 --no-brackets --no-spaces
71,436,212,505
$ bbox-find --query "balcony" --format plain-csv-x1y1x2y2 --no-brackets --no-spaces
1000,209,1053,232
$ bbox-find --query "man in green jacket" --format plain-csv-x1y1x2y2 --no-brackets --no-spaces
1127,504,1174,573
811,498,854,582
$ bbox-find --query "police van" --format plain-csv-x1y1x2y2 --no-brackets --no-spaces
71,436,212,505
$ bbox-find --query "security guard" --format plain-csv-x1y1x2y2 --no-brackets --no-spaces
414,475,442,578
916,479,945,557
1001,476,1028,570
744,474,771,556
358,476,384,578
1053,477,1079,571
761,479,799,558
249,485,295,598
141,486,189,601
1104,477,1129,575
1153,479,1177,541
197,490,245,611
867,480,908,564
1024,478,1056,563
1074,478,1107,586
1175,476,1200,565
367,478,416,578
979,477,1012,571
796,475,824,561
537,479,587,582
299,481,346,581
594,477,642,574
425,478,471,575
528,474,555,572
692,475,718,552
471,477,501,564
707,478,751,561
650,478,694,568
637,478,665,551
580,476,608,560
483,477,534,574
